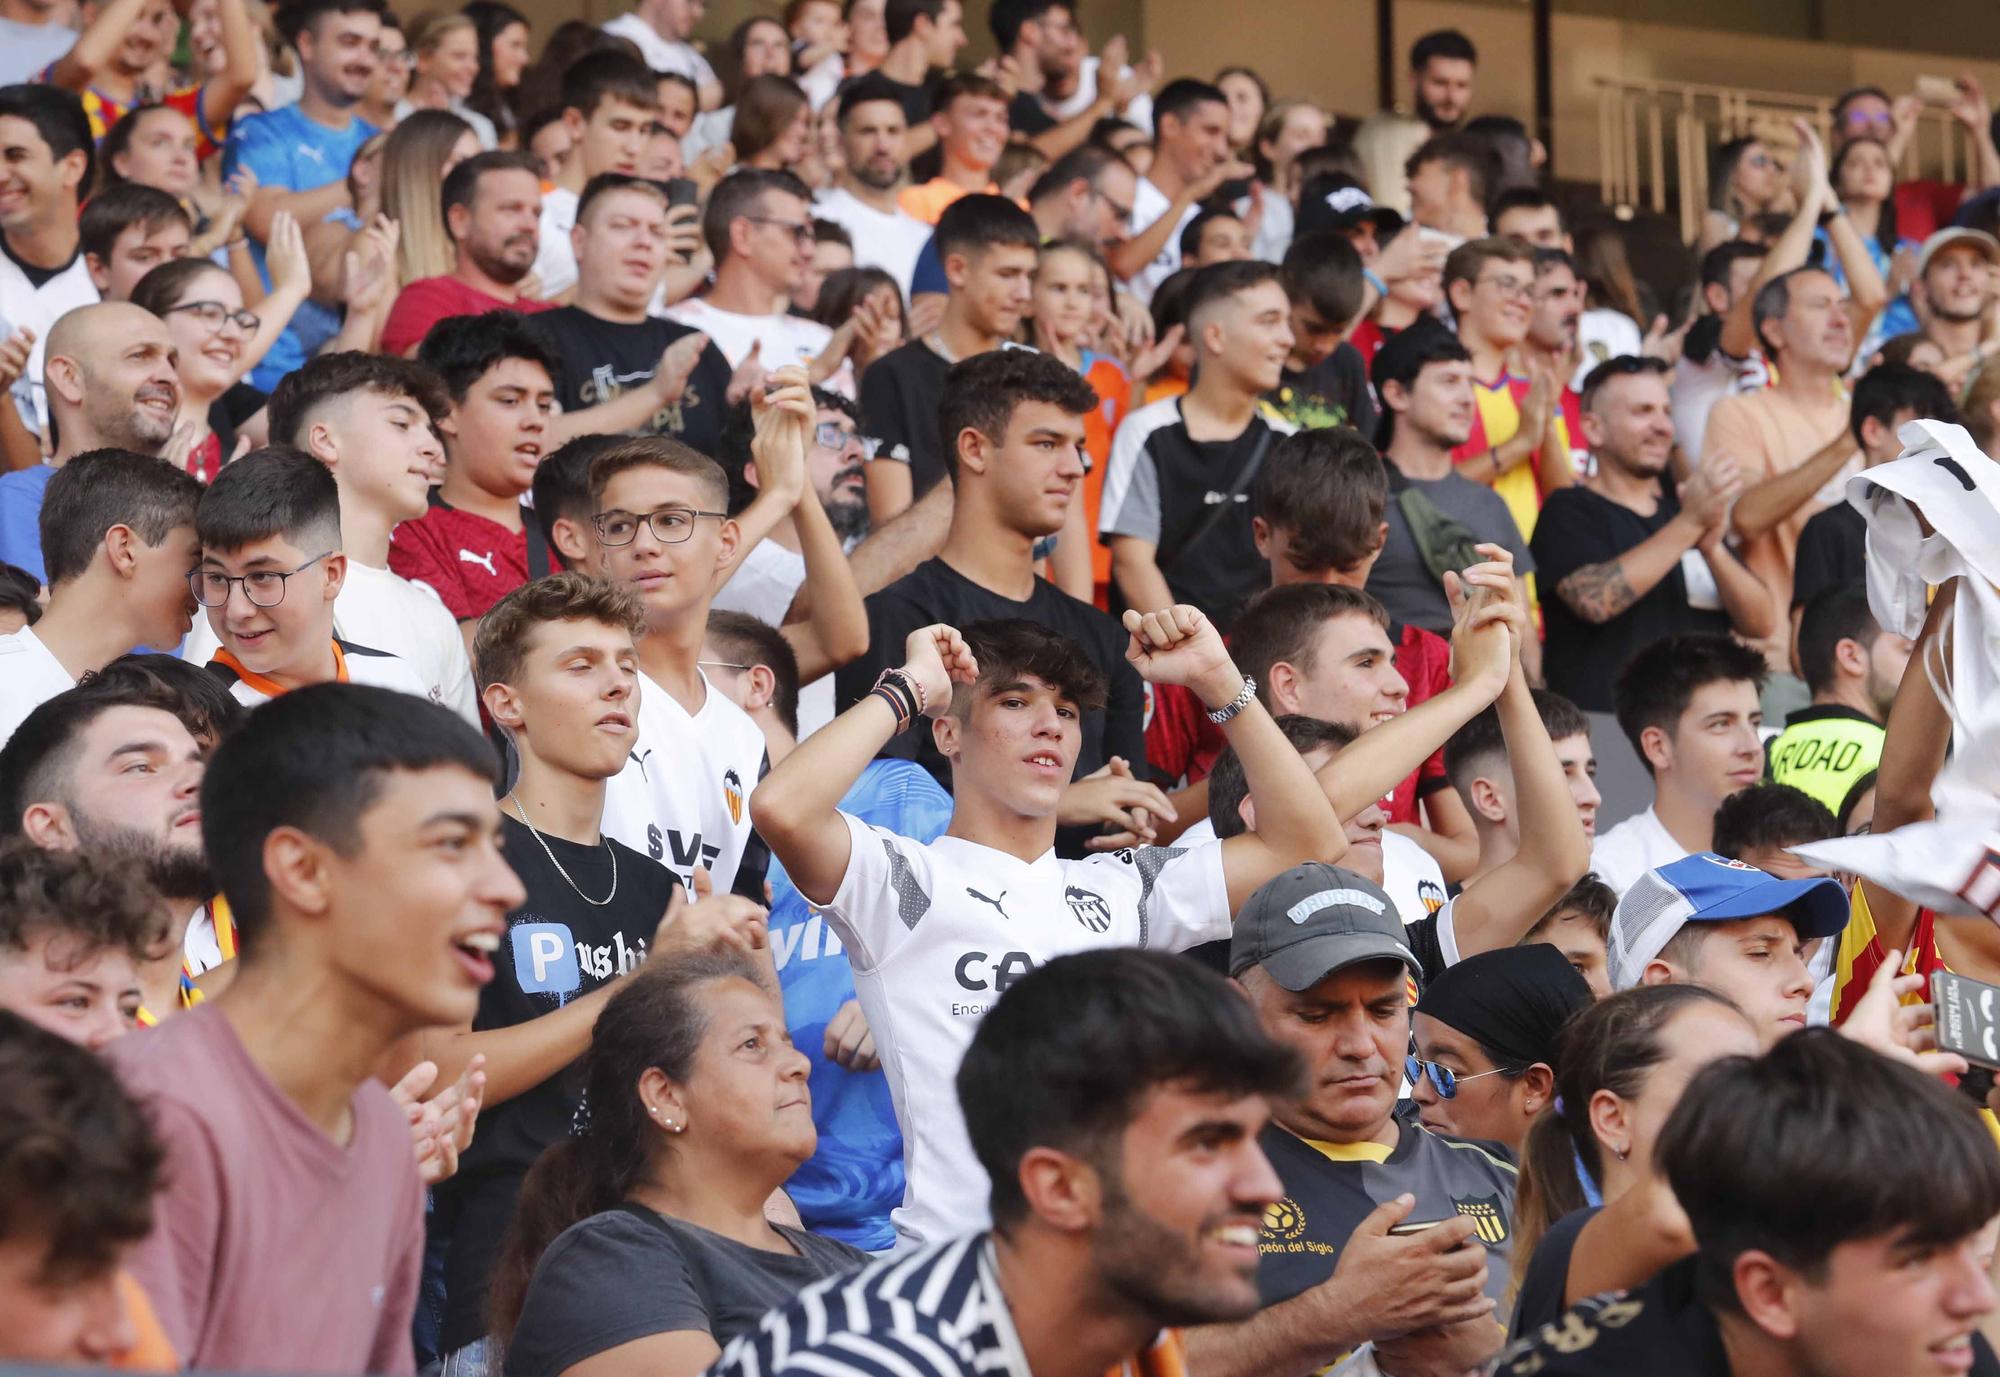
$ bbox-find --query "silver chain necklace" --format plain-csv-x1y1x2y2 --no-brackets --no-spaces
506,794,618,906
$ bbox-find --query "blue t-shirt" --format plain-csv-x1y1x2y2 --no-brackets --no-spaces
222,105,377,389
768,758,952,1251
0,462,54,583
910,233,946,298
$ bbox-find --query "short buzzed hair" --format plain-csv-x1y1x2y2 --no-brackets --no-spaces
195,447,342,555
473,572,647,692
266,352,450,448
1443,688,1590,799
1751,266,1832,357
576,172,666,226
587,434,730,510
706,610,801,736
38,448,200,587
703,168,811,264
1183,258,1285,333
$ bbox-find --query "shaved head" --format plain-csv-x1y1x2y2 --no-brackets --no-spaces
44,302,179,460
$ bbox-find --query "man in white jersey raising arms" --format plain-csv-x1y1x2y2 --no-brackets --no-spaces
753,606,1342,1248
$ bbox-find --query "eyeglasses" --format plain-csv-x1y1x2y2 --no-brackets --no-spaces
814,420,861,451
1095,187,1134,222
1474,274,1533,300
698,659,750,672
189,552,332,608
592,507,726,547
165,300,260,334
1843,110,1895,131
374,44,411,65
747,215,815,245
1406,1054,1517,1100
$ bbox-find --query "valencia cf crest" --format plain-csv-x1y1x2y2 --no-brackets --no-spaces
1417,878,1446,917
723,768,744,825
1453,1193,1510,1245
1066,885,1112,933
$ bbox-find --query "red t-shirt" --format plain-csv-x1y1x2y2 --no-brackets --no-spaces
380,275,556,358
1347,318,1401,374
387,494,559,622
1144,620,1453,826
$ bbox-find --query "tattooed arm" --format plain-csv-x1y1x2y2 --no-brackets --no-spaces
1552,510,1708,624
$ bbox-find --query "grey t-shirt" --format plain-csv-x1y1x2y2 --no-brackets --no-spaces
0,16,76,83
1366,467,1534,634
503,1206,867,1375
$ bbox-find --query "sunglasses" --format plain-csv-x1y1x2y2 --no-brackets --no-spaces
1406,1054,1516,1099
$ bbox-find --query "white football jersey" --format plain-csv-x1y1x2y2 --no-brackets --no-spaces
823,812,1230,1249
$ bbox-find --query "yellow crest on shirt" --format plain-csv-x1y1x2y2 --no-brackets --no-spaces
723,768,744,825
1261,1197,1306,1241
1453,1193,1510,1245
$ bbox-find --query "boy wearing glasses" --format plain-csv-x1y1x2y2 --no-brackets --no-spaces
195,446,429,706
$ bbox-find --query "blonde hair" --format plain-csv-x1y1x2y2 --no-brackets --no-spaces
382,110,477,287
409,9,477,60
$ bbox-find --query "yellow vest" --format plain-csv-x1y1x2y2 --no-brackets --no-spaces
1766,706,1885,815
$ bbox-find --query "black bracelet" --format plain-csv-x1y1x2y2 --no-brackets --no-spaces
868,685,912,733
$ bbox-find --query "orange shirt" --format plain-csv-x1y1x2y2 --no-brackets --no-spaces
113,1271,179,1370
1077,349,1132,597
897,177,998,226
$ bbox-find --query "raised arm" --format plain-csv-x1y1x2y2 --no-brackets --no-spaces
752,374,868,680
753,623,978,905
197,0,262,135
1861,579,1956,957
1556,462,1733,623
1107,156,1252,283
43,0,150,88
1717,119,1829,361
1702,520,1775,640
1120,605,1344,910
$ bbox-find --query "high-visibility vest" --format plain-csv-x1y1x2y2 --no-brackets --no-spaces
1766,707,1885,815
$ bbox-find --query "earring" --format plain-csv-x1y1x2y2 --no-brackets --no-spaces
1614,1145,1629,1161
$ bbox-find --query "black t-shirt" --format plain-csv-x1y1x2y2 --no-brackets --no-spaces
1493,1255,2000,1376
530,307,733,457
436,814,681,1351
1530,484,1730,713
833,556,1148,848
870,73,932,127
857,338,952,498
1508,1205,1599,1341
1008,90,1057,136
1791,501,1866,611
1267,342,1379,437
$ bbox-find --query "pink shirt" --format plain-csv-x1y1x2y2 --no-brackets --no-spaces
380,274,555,357
106,1005,424,1374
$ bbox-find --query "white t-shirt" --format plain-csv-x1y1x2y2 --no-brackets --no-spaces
1590,805,1687,896
1571,308,1645,393
207,638,432,708
1126,176,1196,306
0,250,99,436
811,187,933,300
824,813,1230,1248
1041,57,1152,131
661,298,853,396
1670,344,1769,462
183,562,477,724
600,12,716,86
1381,831,1449,927
0,625,75,745
530,185,582,303
601,666,768,891
682,106,732,163
711,536,805,624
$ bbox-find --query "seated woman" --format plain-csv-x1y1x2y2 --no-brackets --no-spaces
493,953,866,1377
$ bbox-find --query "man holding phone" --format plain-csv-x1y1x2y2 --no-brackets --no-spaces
1186,863,1516,1377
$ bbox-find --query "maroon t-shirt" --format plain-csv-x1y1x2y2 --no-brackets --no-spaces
106,1005,424,1374
380,275,556,358
388,493,560,622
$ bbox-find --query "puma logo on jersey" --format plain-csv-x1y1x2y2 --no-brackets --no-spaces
458,548,497,576
966,887,1010,920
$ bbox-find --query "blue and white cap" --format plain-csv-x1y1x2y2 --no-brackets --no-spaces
1608,852,1850,990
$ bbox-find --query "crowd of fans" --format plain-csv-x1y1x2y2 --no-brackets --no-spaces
0,0,1998,1374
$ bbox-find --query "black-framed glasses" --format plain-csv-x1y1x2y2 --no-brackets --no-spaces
1095,187,1133,222
1406,1054,1516,1100
698,659,750,672
165,300,260,334
814,420,861,452
746,215,814,245
189,552,332,608
592,508,726,547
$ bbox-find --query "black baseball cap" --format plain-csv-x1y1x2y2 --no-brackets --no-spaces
1296,173,1406,239
1229,862,1421,992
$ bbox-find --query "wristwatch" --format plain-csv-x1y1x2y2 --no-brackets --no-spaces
1206,676,1257,725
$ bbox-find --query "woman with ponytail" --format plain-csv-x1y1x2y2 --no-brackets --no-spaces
1507,984,1757,1337
492,954,866,1377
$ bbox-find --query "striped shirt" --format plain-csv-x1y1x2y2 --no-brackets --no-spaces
706,1233,1189,1377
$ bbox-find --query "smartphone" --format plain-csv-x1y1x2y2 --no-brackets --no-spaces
663,177,701,210
1389,1219,1453,1237
1916,75,1960,107
1930,970,2000,1104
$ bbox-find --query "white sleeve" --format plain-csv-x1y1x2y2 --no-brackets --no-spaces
531,203,578,299
1098,412,1159,541
1434,896,1463,969
1085,842,1231,951
822,811,937,974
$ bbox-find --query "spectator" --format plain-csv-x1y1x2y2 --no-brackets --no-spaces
0,1008,167,1365
1189,861,1514,1377
1215,65,1266,153
357,11,410,130
78,182,191,302
1363,324,1536,668
1179,205,1252,268
755,611,1338,1247
194,447,430,705
1490,186,1568,249
0,86,100,437
1115,77,1244,304
1823,135,1919,342
1524,248,1586,443
222,0,386,391
400,12,497,149
1506,984,1757,1337
491,951,865,1376
1266,231,1376,434
0,448,199,744
1912,226,1998,378
1352,28,1477,214
602,0,722,110
1700,134,1786,253
527,50,663,302
1410,943,1593,1156
0,559,35,631
861,194,1037,515
897,72,1007,225
1592,633,1767,894
1343,220,1444,370
0,0,83,85
868,0,965,144
529,174,735,451
1445,236,1572,542
529,433,624,577
1102,260,1300,632
1519,872,1616,998
0,302,181,583
388,312,560,637
1026,142,1142,255
247,352,478,722
1765,582,1909,815
811,76,932,297
1404,131,1494,243
106,683,521,1371
1669,239,1769,458
1712,783,1838,881
367,110,480,290
464,1,531,147
705,949,1302,1377
730,74,813,173
1533,357,1773,713
380,151,552,358
0,841,161,1050
1444,686,1601,880
1790,363,1957,631
838,350,1149,830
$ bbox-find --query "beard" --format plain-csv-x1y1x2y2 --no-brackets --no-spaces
825,469,870,542
72,810,212,905
1088,1155,1266,1329
851,157,901,192
472,239,536,287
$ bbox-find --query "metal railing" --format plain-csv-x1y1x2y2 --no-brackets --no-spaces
1595,75,1982,241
